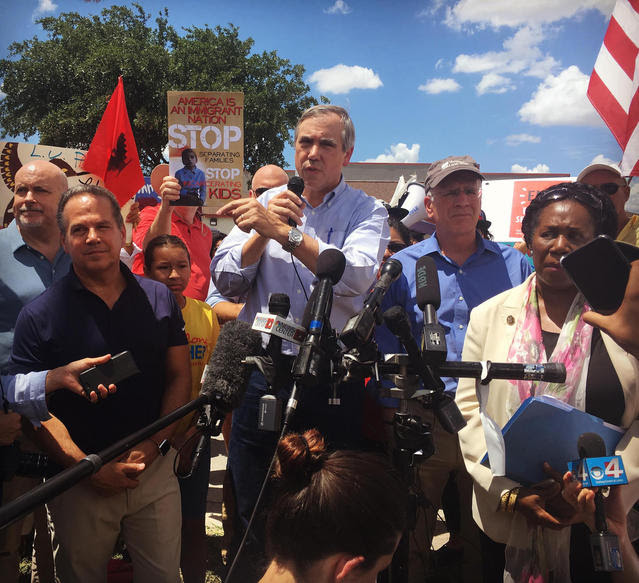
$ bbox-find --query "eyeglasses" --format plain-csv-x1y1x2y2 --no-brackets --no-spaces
596,182,623,196
435,187,481,199
387,242,408,254
254,187,269,195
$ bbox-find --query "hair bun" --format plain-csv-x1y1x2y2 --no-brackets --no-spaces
274,429,325,482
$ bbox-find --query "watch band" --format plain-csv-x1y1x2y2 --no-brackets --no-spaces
282,227,303,253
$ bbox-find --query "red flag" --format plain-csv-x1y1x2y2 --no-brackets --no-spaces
82,76,145,206
587,0,639,175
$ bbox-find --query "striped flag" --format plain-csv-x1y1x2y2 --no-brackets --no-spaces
588,0,639,175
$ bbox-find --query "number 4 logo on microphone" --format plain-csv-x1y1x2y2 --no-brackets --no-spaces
568,456,628,487
604,457,624,479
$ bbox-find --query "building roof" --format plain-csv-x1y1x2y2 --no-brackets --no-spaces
286,162,570,203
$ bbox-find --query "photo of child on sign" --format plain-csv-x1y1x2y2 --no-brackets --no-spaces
167,91,244,211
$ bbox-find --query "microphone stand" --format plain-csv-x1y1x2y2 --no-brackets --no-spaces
0,393,225,530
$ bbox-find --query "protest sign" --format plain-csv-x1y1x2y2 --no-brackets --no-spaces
167,91,244,213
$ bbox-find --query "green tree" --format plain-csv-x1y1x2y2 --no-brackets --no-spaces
0,4,317,174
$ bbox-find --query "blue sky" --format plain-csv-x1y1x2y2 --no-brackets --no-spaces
0,0,621,176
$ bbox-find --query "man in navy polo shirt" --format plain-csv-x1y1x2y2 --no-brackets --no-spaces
10,185,191,582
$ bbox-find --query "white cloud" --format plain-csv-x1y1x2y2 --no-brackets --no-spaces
363,143,421,163
518,66,603,127
435,58,448,71
308,64,382,94
589,153,619,167
33,0,57,16
505,133,541,146
417,0,445,19
418,78,461,94
324,1,352,15
444,0,613,30
511,163,551,173
453,26,559,80
476,73,515,95
0,91,6,101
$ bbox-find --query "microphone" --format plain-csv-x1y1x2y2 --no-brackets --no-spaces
200,320,263,411
578,433,624,572
578,433,608,532
382,305,442,394
415,255,447,365
265,293,290,361
190,321,262,475
436,361,566,383
287,176,305,227
292,249,346,384
382,305,465,433
340,258,402,349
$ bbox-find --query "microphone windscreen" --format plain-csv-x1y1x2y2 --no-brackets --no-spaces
288,176,305,197
578,432,607,459
415,255,441,311
379,258,403,282
268,293,290,318
383,305,412,340
200,320,262,412
316,248,346,285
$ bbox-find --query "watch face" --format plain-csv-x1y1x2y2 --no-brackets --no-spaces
289,228,303,246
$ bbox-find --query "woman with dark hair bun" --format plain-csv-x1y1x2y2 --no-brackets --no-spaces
260,429,407,582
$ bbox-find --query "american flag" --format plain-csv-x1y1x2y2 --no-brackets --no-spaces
588,0,639,175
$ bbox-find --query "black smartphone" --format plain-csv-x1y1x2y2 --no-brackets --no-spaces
78,351,140,398
560,235,630,314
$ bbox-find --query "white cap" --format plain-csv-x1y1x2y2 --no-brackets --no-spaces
577,162,623,182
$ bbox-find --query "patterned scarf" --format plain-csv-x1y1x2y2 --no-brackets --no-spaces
505,275,593,416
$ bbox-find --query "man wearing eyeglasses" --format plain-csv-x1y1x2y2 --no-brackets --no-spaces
377,155,532,582
577,162,639,246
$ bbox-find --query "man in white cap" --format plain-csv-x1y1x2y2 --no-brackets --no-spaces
377,155,532,582
577,162,639,245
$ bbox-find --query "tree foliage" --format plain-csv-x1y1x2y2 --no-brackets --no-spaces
0,4,317,173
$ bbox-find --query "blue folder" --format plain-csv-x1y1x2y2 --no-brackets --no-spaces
486,395,625,485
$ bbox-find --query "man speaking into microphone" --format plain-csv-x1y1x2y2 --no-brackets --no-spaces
211,105,389,580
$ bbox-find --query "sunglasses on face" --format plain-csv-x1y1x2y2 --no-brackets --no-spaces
254,187,269,195
387,242,408,254
596,182,624,196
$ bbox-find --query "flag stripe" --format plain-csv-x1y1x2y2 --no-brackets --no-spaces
588,69,630,147
593,43,633,113
605,17,638,79
614,0,639,46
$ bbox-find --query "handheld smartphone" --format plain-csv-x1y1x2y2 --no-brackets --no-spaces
79,351,140,398
560,235,630,314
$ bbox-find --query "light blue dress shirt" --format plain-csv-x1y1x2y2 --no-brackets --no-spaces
211,178,390,354
1,371,49,426
0,220,71,371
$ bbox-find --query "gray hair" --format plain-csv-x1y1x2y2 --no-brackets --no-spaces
295,105,355,152
57,184,124,232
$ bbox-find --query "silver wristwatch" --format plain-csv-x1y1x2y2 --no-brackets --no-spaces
282,227,303,253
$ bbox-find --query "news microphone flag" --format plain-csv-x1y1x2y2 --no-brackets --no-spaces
82,76,145,205
587,0,639,175
252,313,307,345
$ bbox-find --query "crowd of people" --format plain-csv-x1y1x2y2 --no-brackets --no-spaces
0,103,638,583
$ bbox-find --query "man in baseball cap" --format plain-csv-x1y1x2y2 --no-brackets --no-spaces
577,162,639,245
376,155,532,581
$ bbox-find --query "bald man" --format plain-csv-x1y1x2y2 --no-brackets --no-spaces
578,162,639,246
0,160,70,583
206,164,289,323
249,164,289,197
